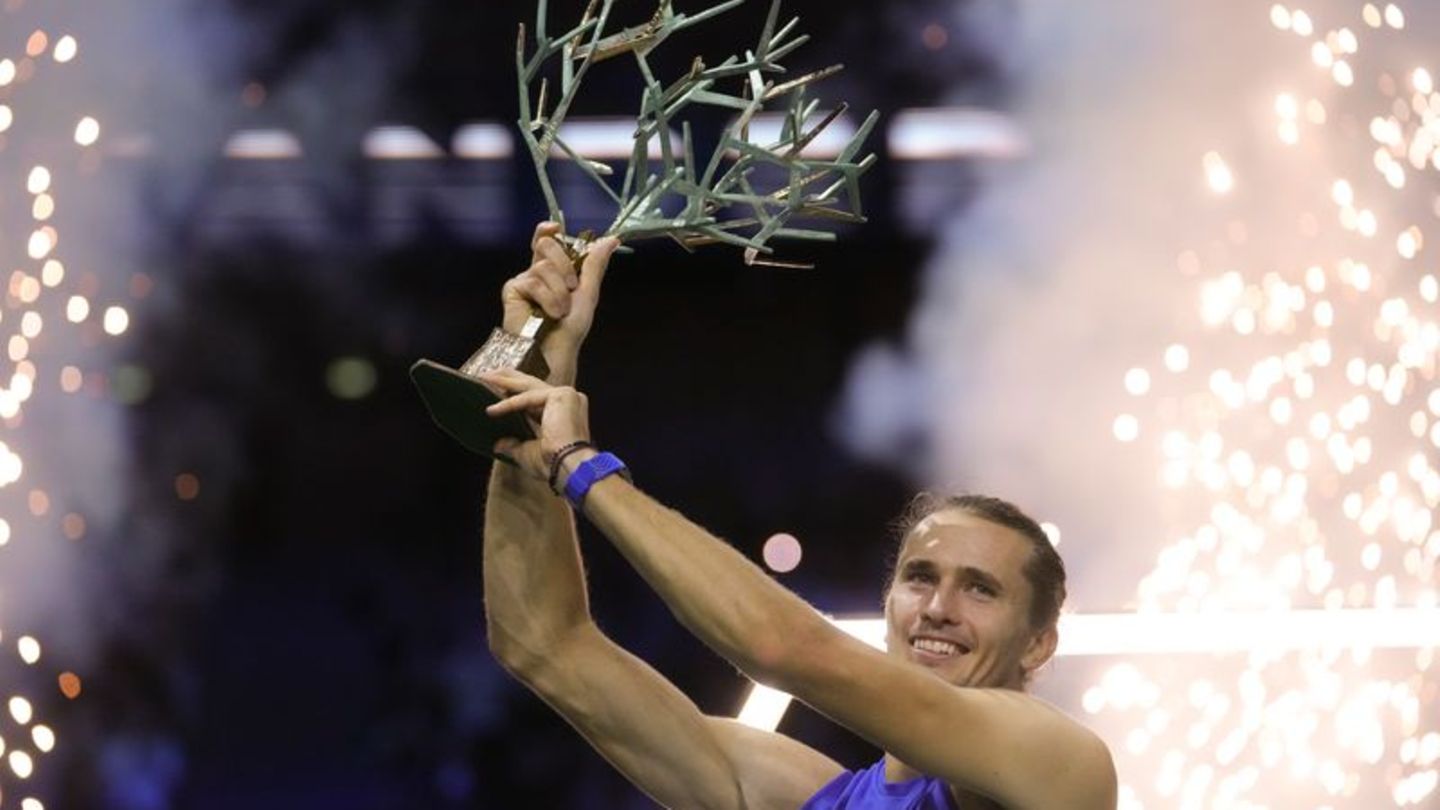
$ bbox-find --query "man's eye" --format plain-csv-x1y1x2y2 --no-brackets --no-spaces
966,582,996,597
905,570,937,584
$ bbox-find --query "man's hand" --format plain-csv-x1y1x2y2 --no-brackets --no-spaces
481,368,596,485
502,222,621,386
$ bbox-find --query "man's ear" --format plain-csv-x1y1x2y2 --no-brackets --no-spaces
1021,623,1059,676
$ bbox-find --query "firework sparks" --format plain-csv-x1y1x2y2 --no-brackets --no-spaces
1101,4,1440,806
0,6,127,803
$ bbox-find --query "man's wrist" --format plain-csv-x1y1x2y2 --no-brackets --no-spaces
544,354,579,387
560,451,630,509
555,447,600,490
494,457,555,497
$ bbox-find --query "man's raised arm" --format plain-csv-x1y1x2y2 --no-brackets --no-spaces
482,222,609,666
479,228,840,809
483,374,1117,810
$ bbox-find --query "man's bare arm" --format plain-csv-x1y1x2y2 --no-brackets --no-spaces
573,477,1116,809
481,228,840,808
476,367,1118,810
487,465,801,809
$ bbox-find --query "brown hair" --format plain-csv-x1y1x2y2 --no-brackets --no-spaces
889,493,1067,633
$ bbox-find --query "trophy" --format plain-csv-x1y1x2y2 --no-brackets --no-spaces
412,0,878,457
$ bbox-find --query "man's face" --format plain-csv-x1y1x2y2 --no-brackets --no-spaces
883,509,1054,689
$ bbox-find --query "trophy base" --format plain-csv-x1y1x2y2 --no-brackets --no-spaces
410,359,534,460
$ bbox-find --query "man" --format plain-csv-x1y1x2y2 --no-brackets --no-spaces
480,223,1117,809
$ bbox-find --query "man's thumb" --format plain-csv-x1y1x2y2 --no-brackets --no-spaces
578,237,619,297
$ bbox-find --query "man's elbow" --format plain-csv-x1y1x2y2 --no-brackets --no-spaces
484,619,530,676
484,613,549,680
1086,736,1119,809
1061,733,1118,810
486,616,594,683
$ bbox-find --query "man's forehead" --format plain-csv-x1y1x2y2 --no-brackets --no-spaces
902,510,1031,563
912,509,992,536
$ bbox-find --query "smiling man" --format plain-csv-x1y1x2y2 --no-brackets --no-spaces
480,225,1116,809
884,494,1067,692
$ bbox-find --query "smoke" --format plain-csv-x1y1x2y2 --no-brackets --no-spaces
0,0,226,667
0,0,170,669
0,0,422,726
841,1,1440,805
840,0,1326,602
0,1,434,803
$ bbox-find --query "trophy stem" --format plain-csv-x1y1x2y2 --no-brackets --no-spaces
458,314,553,381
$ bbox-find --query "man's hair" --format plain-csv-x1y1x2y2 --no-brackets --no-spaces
889,493,1067,633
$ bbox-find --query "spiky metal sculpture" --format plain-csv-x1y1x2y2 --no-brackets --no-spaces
516,0,877,266
413,0,877,456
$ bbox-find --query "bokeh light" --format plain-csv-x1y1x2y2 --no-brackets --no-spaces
174,473,200,501
56,673,81,701
326,356,378,400
761,533,804,573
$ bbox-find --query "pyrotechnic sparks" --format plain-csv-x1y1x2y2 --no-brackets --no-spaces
0,9,129,804
1102,4,1440,806
1202,151,1235,194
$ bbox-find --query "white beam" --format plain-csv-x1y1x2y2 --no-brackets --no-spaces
735,609,1440,730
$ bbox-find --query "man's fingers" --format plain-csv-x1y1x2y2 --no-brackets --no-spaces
495,367,547,385
484,388,554,417
513,274,568,319
478,368,549,395
577,236,619,303
528,260,573,314
537,237,580,290
530,221,562,253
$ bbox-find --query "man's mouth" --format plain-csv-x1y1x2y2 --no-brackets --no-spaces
910,636,970,659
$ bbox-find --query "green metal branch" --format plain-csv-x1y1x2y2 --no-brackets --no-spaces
517,0,877,263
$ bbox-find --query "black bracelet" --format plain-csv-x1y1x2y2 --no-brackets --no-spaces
548,440,595,493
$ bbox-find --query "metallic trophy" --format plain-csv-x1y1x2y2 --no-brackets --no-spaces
412,0,877,458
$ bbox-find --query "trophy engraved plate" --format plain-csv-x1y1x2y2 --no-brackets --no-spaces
459,315,551,379
459,329,534,378
412,0,877,459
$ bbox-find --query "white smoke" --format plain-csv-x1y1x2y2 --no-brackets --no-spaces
841,1,1440,805
840,0,1343,600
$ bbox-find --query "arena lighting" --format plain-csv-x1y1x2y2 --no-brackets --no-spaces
213,112,1033,163
728,110,859,159
887,107,1029,160
451,123,515,159
222,129,303,159
735,610,1440,731
547,117,681,159
363,126,444,159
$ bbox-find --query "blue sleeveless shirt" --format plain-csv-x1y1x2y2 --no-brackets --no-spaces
800,759,961,809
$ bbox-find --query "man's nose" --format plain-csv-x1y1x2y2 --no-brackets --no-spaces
921,586,961,624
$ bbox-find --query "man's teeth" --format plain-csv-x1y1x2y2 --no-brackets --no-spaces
912,638,962,656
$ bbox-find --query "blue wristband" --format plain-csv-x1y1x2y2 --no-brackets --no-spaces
563,452,630,508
